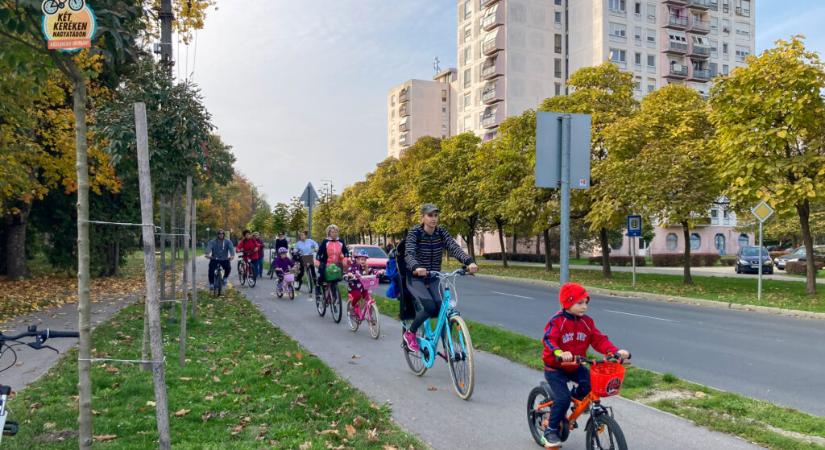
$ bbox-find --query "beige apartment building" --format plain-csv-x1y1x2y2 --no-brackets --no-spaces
386,70,456,159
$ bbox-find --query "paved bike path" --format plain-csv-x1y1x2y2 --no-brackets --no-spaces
236,281,760,450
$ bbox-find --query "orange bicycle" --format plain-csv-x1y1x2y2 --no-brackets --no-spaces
527,355,630,449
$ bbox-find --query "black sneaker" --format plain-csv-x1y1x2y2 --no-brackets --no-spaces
540,432,562,448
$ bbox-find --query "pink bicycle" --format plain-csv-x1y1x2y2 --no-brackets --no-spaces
345,272,381,339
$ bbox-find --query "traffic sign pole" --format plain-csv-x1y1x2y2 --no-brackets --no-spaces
560,115,571,284
758,221,763,302
750,200,774,304
631,236,637,288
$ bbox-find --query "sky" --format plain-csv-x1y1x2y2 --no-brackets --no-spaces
180,0,825,207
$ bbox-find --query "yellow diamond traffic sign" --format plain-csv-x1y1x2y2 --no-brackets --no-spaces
751,201,774,223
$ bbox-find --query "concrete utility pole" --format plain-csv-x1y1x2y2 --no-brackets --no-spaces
159,0,174,70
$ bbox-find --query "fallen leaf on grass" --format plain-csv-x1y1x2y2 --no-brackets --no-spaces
383,446,398,450
179,377,193,381
319,429,339,435
174,409,191,417
44,422,56,430
367,428,378,441
345,424,356,438
204,394,215,401
146,401,156,407
212,376,221,382
299,442,312,450
295,351,303,360
94,434,118,442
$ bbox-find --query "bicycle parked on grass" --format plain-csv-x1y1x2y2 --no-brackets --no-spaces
345,272,381,339
236,252,257,288
1,326,79,444
527,355,631,450
402,267,475,400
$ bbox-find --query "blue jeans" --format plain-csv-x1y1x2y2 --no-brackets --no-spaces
252,259,263,278
544,366,591,438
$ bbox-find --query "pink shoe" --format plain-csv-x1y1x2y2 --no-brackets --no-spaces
403,331,419,352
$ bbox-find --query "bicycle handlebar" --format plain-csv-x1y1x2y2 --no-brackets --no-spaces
417,266,470,278
0,326,78,349
555,353,632,365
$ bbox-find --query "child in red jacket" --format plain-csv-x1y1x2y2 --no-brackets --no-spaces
540,282,630,448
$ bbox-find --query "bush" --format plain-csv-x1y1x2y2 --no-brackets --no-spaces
482,252,557,263
786,261,825,275
651,253,721,267
586,256,645,266
720,256,737,266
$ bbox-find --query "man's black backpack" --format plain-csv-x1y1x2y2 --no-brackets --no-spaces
395,228,417,321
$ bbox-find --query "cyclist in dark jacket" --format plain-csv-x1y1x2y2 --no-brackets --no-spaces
403,203,478,351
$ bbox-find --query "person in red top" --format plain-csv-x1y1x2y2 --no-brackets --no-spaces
540,282,630,448
236,230,262,282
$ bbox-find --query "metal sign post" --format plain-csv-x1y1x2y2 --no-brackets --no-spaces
751,201,775,302
301,182,319,236
536,112,591,284
627,215,642,288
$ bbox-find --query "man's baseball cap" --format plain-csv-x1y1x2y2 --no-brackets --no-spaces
420,203,439,215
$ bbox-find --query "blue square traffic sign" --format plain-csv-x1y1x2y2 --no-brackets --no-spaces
627,215,642,237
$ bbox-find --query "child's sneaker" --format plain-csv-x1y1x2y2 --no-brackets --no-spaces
540,432,562,448
403,331,419,352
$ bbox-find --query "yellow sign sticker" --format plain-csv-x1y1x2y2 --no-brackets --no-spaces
41,0,96,51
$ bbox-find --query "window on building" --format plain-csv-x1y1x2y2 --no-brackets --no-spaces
735,21,750,39
738,233,749,248
555,0,562,4
463,46,472,65
464,25,472,43
710,17,719,33
555,11,562,24
633,78,641,92
554,34,563,53
735,45,750,62
634,52,642,66
647,54,656,68
666,233,678,251
647,3,656,21
722,0,730,13
554,82,561,96
722,64,730,75
646,28,656,45
463,92,471,108
463,68,472,88
736,0,751,16
609,0,626,13
442,90,448,102
552,58,561,78
463,115,472,131
647,77,656,92
634,26,642,44
609,48,627,65
690,233,701,251
715,234,726,255
609,22,627,40
722,18,730,34
464,0,472,20
722,42,729,57
709,38,719,57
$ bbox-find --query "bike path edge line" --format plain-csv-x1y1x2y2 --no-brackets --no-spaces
473,273,825,321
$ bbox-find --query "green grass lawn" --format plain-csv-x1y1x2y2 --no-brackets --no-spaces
448,260,825,313
5,290,422,449
371,294,825,449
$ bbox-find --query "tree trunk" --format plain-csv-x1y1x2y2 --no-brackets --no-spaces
543,228,553,271
135,102,172,450
180,177,191,367
159,197,167,300
599,227,612,279
191,198,198,319
536,233,541,255
682,220,693,285
496,218,508,268
170,190,177,303
3,204,30,279
71,66,93,450
575,237,581,260
797,199,817,295
114,240,120,276
512,231,518,255
467,216,478,261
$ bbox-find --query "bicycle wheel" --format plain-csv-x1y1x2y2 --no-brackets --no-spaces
276,283,284,298
331,284,342,323
586,413,627,450
248,270,257,288
346,301,360,332
288,284,295,300
367,303,380,339
316,286,327,317
527,386,554,446
403,327,427,376
43,0,59,14
445,315,474,400
238,262,247,285
69,0,83,11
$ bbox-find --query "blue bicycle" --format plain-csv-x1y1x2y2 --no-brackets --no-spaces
402,268,475,400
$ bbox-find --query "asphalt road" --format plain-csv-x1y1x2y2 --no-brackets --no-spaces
235,279,759,450
454,274,825,416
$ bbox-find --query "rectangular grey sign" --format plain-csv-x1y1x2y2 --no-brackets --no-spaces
535,112,591,189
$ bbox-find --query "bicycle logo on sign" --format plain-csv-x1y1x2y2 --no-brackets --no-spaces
42,0,85,15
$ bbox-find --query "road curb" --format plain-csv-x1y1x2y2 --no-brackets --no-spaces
475,273,825,321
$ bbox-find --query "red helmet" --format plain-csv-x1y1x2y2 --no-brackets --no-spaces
559,282,589,310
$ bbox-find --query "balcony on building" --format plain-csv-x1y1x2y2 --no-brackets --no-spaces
480,105,503,129
665,62,689,79
664,0,689,5
481,55,504,80
482,29,504,56
399,132,410,147
399,103,409,117
688,67,711,82
481,3,504,31
689,0,711,10
398,88,409,103
688,40,711,58
665,13,689,30
399,116,409,132
688,16,710,34
664,39,689,55
482,80,504,104
480,0,500,8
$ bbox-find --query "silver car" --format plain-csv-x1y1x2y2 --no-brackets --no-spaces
775,245,825,270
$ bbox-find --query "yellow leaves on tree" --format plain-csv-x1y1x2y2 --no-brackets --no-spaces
197,173,257,236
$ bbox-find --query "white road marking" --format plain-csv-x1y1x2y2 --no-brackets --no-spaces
604,309,677,323
492,291,534,300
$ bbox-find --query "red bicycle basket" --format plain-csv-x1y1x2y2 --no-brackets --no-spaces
590,362,625,397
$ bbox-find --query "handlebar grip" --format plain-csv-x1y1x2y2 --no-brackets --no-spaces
46,330,79,338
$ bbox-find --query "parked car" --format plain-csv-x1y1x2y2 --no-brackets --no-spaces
735,246,773,274
349,245,389,282
775,245,825,270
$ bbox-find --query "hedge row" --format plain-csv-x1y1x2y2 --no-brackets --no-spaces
481,252,558,263
786,261,825,275
587,256,647,267
650,253,721,267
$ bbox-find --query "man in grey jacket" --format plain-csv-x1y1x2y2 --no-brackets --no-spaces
205,229,235,288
